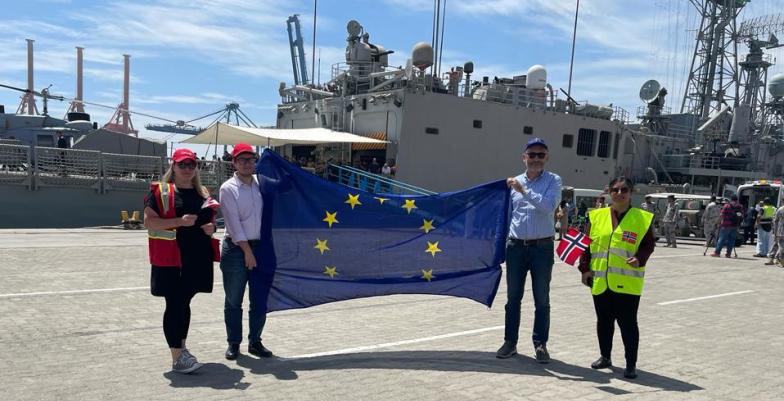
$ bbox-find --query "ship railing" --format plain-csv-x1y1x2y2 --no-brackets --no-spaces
613,106,631,125
661,154,723,170
103,153,165,192
473,86,549,111
739,52,773,65
326,163,436,195
186,159,236,193
0,144,33,189
636,105,672,119
0,145,208,194
34,147,102,191
331,62,407,94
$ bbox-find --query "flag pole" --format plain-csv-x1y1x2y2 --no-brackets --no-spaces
566,0,580,104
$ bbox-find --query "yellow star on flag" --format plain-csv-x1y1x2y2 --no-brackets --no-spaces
401,199,417,214
345,193,362,209
323,211,339,228
425,241,442,257
314,239,330,254
374,196,389,205
323,266,338,278
420,219,435,234
421,269,435,282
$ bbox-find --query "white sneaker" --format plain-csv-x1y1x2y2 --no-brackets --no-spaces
172,351,203,374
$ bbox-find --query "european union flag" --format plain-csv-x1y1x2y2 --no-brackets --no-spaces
252,150,510,312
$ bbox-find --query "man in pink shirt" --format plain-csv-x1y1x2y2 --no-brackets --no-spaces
219,143,273,360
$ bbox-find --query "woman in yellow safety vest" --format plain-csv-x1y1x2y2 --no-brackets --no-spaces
577,177,656,379
143,148,219,374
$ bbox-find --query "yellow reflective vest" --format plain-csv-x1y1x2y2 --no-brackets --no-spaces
761,205,775,220
588,207,654,296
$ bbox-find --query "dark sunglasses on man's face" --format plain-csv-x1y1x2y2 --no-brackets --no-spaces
526,152,547,159
235,157,258,165
610,187,630,194
176,161,197,170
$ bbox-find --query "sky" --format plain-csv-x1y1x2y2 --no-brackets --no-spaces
2,0,783,156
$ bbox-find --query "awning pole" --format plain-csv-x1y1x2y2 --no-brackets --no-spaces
214,123,219,153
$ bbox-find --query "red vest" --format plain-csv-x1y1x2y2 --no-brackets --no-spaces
147,182,183,267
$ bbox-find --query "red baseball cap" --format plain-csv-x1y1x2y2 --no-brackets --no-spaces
172,148,197,162
232,143,255,158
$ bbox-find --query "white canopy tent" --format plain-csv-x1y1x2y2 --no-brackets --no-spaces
182,122,387,147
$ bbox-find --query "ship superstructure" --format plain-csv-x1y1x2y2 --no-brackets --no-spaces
277,20,629,192
628,1,784,193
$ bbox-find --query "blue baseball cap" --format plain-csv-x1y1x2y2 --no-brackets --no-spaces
525,137,548,150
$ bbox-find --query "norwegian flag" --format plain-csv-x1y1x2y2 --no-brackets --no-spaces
622,231,638,244
556,227,593,266
202,197,220,211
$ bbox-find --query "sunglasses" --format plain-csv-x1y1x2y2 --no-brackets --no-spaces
610,187,630,194
176,161,197,170
235,156,258,165
525,152,547,159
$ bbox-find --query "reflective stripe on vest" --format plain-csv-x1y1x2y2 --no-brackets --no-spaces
148,182,177,241
591,247,634,260
607,265,645,278
160,182,172,216
147,182,181,267
148,229,177,240
592,268,645,278
588,207,653,296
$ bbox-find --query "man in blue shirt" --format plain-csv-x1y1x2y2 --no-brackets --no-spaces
497,138,562,363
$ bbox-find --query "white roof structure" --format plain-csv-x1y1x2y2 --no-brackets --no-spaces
182,122,387,147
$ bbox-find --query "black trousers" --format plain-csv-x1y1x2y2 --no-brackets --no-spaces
163,288,196,348
593,290,641,367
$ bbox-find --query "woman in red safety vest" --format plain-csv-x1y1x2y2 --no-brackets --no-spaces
143,148,219,374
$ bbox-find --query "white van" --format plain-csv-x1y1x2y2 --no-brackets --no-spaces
561,187,610,230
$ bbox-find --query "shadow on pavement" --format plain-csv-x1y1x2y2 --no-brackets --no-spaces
163,362,251,390
235,350,703,393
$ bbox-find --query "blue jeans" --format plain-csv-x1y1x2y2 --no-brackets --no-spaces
504,239,554,346
220,240,266,345
715,227,738,256
756,228,771,255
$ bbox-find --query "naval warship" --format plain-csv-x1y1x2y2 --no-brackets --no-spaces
277,18,626,193
276,2,784,201
2,2,784,228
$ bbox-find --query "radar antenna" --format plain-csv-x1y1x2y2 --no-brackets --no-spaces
639,80,661,103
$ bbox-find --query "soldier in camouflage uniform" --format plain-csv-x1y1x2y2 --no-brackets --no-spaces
702,195,721,248
662,195,679,248
765,204,784,266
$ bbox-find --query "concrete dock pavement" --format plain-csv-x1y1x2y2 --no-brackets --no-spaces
0,229,782,401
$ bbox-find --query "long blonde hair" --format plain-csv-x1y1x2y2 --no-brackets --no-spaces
162,162,210,198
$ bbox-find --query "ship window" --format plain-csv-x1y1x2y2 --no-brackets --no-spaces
425,127,439,135
597,131,611,158
562,134,574,148
576,128,596,156
613,133,620,159
320,114,328,127
523,126,533,135
36,135,55,147
473,120,483,129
